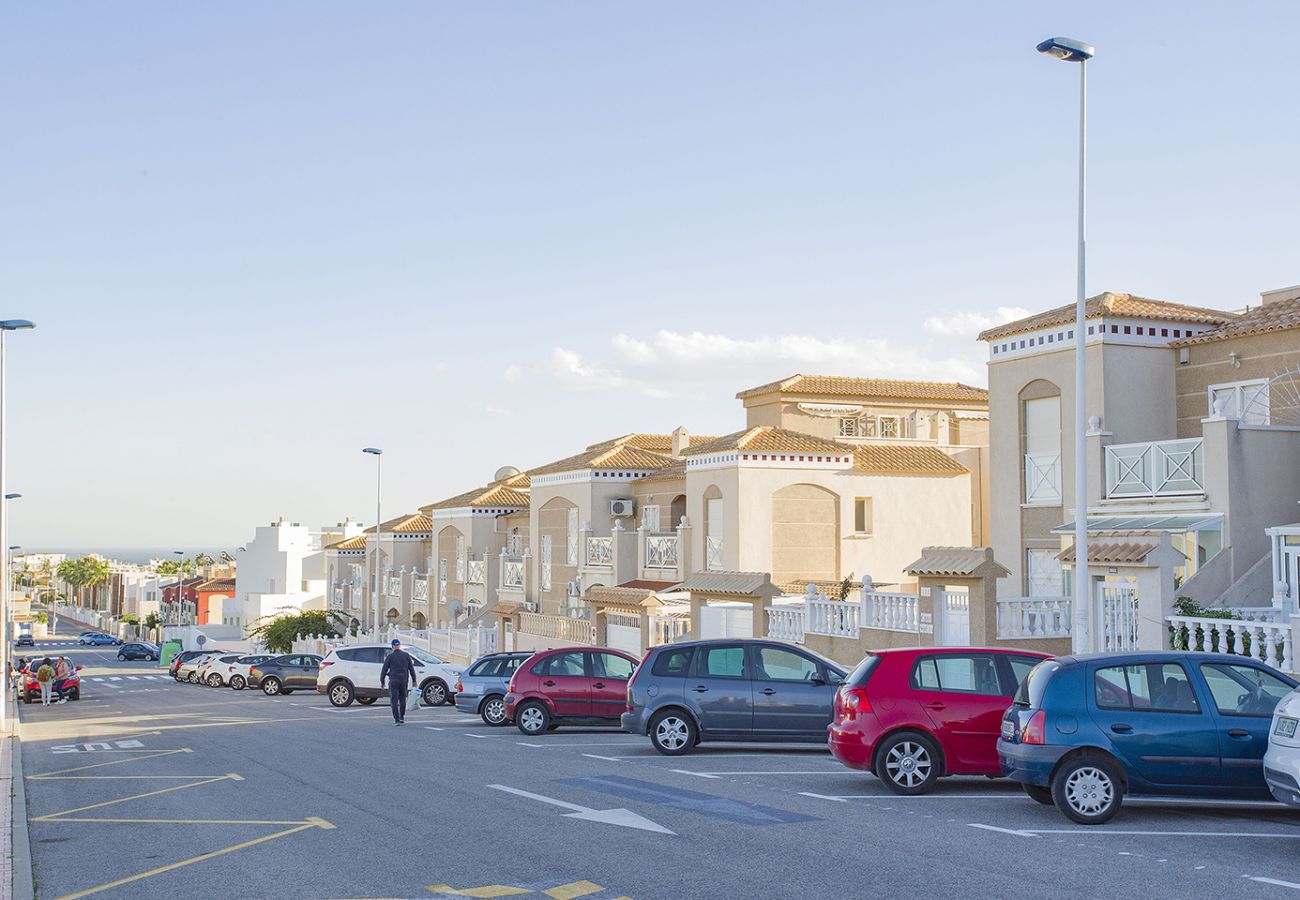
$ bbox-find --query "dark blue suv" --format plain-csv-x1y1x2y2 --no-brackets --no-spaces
998,651,1296,824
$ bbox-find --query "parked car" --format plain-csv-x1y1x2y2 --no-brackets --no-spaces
117,642,159,662
1263,685,1300,807
199,653,254,687
15,633,34,648
175,651,226,683
249,654,323,695
80,633,122,646
224,654,276,691
316,645,462,707
508,647,642,736
622,640,844,753
827,647,1049,794
20,663,81,702
999,651,1297,824
170,649,223,678
455,652,534,726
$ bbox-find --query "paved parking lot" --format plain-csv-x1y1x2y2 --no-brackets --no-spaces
15,628,1300,899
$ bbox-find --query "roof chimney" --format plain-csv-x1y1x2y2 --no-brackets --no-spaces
1261,284,1300,306
671,426,690,457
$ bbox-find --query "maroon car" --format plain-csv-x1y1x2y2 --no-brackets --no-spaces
505,646,639,736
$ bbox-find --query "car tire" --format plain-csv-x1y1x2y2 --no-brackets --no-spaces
261,677,283,696
206,674,223,687
357,696,377,706
70,688,79,701
876,731,942,795
480,695,508,727
174,674,185,683
117,654,125,661
515,701,551,736
146,654,156,662
648,709,697,756
230,675,246,690
328,680,355,707
422,680,449,707
1052,754,1123,825
186,672,198,684
1022,783,1054,806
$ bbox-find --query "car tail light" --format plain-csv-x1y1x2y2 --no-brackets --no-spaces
320,661,334,668
456,679,463,693
1022,710,1047,745
835,687,872,721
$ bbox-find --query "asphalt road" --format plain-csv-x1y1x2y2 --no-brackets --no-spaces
15,621,1300,900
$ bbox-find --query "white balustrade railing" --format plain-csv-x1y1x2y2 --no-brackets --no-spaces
767,608,805,643
412,579,429,602
466,559,486,585
645,534,679,569
586,537,613,567
502,559,525,590
862,590,922,632
519,611,593,644
1024,452,1062,504
705,537,724,571
385,575,401,597
997,597,1072,639
1168,615,1294,673
807,597,860,638
648,614,691,646
1105,438,1205,498
1099,584,1140,652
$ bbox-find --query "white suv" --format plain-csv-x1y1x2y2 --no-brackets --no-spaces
315,645,463,708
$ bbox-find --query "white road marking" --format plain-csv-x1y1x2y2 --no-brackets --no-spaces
1247,876,1300,890
968,824,1039,838
804,793,1025,801
798,792,848,802
671,770,849,777
487,784,675,834
582,754,622,762
424,727,445,731
1030,830,1300,838
672,770,719,778
109,676,122,681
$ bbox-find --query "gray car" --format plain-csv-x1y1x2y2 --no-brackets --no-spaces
454,652,534,726
622,639,846,755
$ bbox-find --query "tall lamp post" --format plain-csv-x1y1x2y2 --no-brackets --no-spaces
363,448,383,635
1037,37,1095,652
0,318,35,735
173,550,185,626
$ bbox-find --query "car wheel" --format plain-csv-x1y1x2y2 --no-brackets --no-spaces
480,695,508,727
261,677,283,696
174,674,185,683
357,696,377,706
649,709,697,756
1022,783,1053,806
70,689,79,701
876,731,942,795
186,672,198,684
328,681,355,707
515,701,551,735
230,675,246,691
1052,755,1123,825
422,680,449,707
147,654,156,662
206,674,223,687
117,654,125,661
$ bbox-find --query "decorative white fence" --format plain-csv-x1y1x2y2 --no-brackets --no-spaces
1099,584,1140,651
1168,615,1294,673
1105,438,1204,498
412,579,429,602
648,613,691,646
863,590,923,633
466,560,486,585
519,611,593,644
807,596,861,637
385,575,401,597
767,608,805,642
705,537,724,571
938,589,970,645
645,534,678,569
502,559,525,589
585,537,613,567
997,597,1072,639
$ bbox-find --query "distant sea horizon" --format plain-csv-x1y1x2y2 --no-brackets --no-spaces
36,547,239,566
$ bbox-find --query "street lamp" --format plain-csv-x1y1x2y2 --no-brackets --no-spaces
363,448,383,635
173,550,185,625
0,318,34,735
1037,37,1095,652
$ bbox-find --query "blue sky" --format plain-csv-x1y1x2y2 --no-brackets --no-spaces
4,2,1297,550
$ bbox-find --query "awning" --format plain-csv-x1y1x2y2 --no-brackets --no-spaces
1051,514,1223,535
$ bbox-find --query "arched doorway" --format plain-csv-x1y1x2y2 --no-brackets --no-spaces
771,483,839,585
411,611,427,630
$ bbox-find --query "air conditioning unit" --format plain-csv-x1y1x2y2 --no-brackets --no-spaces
610,498,635,518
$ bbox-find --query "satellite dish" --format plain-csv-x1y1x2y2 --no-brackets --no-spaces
494,465,521,482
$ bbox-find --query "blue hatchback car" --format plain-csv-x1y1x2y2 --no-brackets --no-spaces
999,651,1297,824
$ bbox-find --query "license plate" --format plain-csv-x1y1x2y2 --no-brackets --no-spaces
1276,717,1298,738
1001,720,1015,740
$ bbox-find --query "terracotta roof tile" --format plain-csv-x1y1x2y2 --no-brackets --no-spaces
328,534,368,551
529,444,674,477
194,578,236,592
682,427,851,457
585,433,720,453
736,374,988,403
422,484,530,512
635,460,688,483
1057,541,1181,564
977,292,1237,341
845,443,968,477
1170,295,1300,347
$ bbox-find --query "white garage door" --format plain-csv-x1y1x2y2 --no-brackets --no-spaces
606,614,642,655
698,605,753,639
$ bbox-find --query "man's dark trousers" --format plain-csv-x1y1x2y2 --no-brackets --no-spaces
389,681,409,723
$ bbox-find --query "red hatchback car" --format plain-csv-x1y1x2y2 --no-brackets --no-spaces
828,647,1049,794
505,646,639,736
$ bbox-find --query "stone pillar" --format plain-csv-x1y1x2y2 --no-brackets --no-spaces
675,517,693,579
613,521,638,585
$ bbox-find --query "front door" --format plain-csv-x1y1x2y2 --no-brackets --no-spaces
1090,661,1220,786
1198,660,1295,788
588,652,636,721
910,653,1010,771
689,644,753,737
539,651,592,718
750,644,838,738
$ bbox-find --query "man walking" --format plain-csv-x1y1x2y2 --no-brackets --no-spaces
379,638,417,726
52,656,73,703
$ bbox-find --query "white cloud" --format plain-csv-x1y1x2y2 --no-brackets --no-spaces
547,347,625,390
922,307,1031,338
483,406,513,418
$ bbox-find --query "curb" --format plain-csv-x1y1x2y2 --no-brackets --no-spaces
10,698,34,900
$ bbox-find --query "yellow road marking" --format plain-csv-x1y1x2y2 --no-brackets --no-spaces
32,748,192,777
54,821,324,900
34,775,237,819
544,882,605,900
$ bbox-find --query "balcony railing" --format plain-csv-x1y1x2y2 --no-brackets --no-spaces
385,575,401,597
585,537,613,567
519,611,592,644
705,537,724,571
412,579,429,603
502,559,525,590
645,534,678,569
466,560,486,585
1024,452,1062,504
1105,438,1204,498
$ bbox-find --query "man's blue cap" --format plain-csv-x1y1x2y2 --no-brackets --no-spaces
391,639,400,646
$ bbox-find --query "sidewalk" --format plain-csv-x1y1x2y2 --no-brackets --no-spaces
4,691,34,900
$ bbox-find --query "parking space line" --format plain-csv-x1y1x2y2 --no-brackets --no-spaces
968,824,1038,837
1248,876,1300,890
802,792,1025,802
582,754,622,762
671,769,849,777
34,774,241,820
542,881,605,899
1028,830,1300,838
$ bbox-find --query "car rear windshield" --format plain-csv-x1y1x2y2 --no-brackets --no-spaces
651,647,694,677
844,654,880,689
1014,660,1061,708
468,658,501,677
